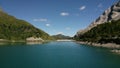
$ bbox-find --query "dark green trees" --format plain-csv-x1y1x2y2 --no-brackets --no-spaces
74,20,120,44
0,10,52,41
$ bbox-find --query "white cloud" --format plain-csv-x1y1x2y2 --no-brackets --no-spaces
57,32,64,34
65,27,71,30
80,6,86,10
60,12,69,16
46,24,50,27
33,18,47,22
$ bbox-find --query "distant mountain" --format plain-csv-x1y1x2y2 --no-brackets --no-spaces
74,1,120,44
76,1,120,36
0,9,52,41
52,34,72,40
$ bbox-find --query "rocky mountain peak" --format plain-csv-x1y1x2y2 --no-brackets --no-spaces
76,1,120,36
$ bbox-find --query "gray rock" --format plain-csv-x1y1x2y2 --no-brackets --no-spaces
76,1,120,36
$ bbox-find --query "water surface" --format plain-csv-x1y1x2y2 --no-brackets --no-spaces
0,41,120,68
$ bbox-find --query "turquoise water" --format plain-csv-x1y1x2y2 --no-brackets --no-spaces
0,41,120,68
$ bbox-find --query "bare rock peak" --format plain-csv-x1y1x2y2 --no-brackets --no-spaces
76,1,120,36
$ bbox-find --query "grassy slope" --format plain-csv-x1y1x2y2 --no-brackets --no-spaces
0,11,52,41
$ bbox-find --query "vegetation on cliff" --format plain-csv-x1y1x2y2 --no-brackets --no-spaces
74,20,120,44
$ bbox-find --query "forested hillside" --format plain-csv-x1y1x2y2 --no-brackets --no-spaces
74,20,120,44
0,10,52,41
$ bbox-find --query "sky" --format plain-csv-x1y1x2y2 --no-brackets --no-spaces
0,0,118,36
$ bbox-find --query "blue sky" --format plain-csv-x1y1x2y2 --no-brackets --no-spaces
0,0,118,36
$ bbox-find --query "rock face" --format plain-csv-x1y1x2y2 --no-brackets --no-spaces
76,1,120,36
26,37,44,42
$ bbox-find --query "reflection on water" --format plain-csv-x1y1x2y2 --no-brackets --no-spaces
0,42,7,45
0,42,26,46
0,41,45,46
0,42,120,68
26,42,42,45
0,42,43,45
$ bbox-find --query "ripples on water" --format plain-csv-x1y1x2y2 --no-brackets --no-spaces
0,41,120,68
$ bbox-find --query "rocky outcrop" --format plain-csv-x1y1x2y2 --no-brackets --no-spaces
26,37,44,42
76,1,120,36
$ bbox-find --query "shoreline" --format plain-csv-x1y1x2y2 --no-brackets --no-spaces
76,41,120,54
0,39,46,45
56,39,75,42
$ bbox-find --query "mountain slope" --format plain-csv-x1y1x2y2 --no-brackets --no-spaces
74,1,120,44
76,1,120,36
0,10,52,41
74,20,120,44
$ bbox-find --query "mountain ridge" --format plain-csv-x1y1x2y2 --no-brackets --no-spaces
0,9,52,41
52,34,72,40
76,1,120,36
74,1,120,45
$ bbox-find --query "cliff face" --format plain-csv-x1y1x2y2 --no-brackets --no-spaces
76,1,120,36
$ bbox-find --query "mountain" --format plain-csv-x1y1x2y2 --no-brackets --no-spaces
74,20,120,44
52,34,72,40
76,1,120,36
0,9,52,41
74,1,120,44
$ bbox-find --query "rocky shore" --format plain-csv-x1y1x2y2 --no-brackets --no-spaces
77,41,120,54
111,50,120,54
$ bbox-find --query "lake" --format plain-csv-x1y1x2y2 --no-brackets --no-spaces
0,41,120,68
